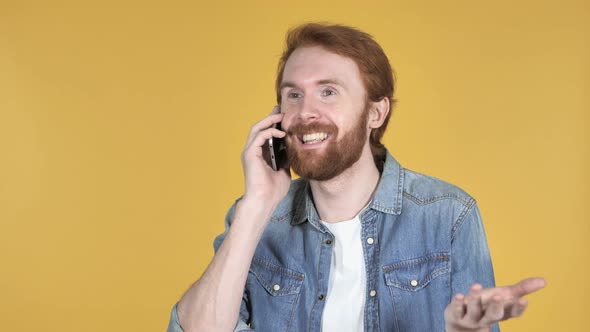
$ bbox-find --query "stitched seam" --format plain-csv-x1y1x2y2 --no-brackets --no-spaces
251,257,305,280
384,266,450,290
249,269,302,296
382,254,449,273
308,230,325,332
371,215,382,332
402,191,471,206
451,198,476,240
371,201,398,214
285,292,300,332
396,166,404,213
388,283,400,332
404,168,471,205
270,209,294,223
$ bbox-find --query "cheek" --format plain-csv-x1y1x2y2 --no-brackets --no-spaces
280,112,296,130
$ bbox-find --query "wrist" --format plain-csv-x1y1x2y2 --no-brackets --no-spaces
240,193,281,213
232,196,278,231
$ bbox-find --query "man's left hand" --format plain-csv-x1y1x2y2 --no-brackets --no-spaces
444,277,546,332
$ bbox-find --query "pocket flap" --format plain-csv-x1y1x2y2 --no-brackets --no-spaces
249,257,305,296
383,253,449,292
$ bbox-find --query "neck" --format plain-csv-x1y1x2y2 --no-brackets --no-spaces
309,145,381,223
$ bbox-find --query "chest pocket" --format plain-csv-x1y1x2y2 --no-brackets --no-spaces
247,256,304,332
383,252,449,291
249,256,305,296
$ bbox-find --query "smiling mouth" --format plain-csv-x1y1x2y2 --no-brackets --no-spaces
301,132,330,144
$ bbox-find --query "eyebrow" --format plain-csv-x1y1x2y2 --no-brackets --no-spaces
279,78,346,91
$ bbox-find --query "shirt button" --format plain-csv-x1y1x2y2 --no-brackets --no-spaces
318,294,325,301
410,279,419,287
369,290,377,297
273,284,281,291
367,237,374,245
325,239,332,245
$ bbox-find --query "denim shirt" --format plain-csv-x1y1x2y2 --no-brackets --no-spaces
168,151,498,332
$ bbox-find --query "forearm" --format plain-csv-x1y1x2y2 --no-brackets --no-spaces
177,198,276,332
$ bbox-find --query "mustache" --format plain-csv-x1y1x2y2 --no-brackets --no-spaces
286,122,338,136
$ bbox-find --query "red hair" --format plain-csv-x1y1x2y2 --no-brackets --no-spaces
275,22,397,168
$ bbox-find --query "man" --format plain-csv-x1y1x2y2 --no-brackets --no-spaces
168,23,545,332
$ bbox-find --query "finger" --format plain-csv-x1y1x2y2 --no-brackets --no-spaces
270,105,281,114
246,112,284,146
480,295,505,325
245,111,284,147
508,277,546,298
446,293,467,321
244,128,287,155
464,284,484,324
509,298,528,318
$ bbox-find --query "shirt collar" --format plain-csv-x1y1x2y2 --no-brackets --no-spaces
291,149,404,227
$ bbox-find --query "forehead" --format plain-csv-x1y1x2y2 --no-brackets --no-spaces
282,46,365,92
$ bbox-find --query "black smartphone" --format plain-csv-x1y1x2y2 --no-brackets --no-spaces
265,122,288,171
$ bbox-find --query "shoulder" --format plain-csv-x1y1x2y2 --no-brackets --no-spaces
399,168,483,239
402,168,475,208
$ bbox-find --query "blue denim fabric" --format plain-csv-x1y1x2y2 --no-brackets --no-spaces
168,151,498,332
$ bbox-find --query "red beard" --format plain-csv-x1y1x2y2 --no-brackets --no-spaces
286,106,369,181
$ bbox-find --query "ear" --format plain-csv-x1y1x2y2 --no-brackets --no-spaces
367,97,390,129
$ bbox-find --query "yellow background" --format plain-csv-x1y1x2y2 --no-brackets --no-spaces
1,0,588,331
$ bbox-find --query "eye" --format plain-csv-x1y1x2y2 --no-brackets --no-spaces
321,89,336,97
287,91,302,99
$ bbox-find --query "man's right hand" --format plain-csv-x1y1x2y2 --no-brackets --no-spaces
241,106,291,207
176,107,293,332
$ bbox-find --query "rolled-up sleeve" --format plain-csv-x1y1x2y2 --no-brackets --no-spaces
167,200,254,332
167,303,254,332
166,302,253,332
167,303,184,332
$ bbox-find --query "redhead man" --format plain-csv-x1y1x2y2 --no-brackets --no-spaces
168,23,545,332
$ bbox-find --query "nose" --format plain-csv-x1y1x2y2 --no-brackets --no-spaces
297,97,320,122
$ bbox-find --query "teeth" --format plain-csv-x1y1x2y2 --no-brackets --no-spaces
302,132,329,144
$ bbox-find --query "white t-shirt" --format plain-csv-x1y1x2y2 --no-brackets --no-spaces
320,215,366,332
